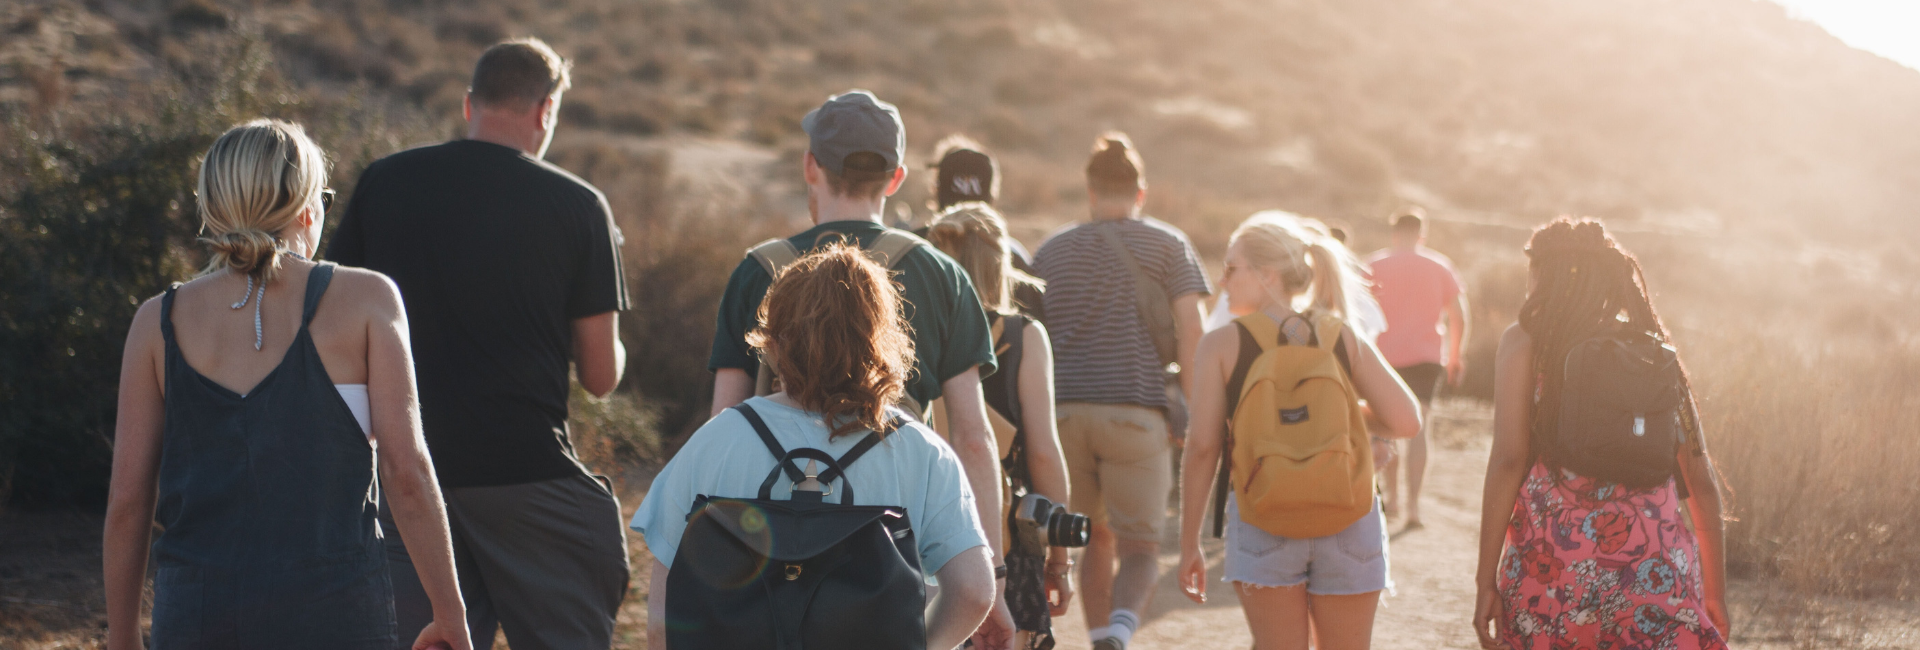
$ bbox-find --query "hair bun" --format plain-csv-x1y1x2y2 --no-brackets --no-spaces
202,229,284,277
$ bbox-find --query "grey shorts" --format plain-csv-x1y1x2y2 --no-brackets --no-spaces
1222,495,1392,596
378,472,631,650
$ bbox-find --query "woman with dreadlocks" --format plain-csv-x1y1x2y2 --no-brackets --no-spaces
1472,218,1728,649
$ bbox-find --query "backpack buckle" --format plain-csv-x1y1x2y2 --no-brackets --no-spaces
784,564,803,581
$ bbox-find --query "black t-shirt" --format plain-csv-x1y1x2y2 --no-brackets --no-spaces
327,140,629,488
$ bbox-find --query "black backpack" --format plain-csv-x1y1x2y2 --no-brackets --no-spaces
666,404,927,650
1541,333,1686,489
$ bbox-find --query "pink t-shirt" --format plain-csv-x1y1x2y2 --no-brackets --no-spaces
1365,247,1462,368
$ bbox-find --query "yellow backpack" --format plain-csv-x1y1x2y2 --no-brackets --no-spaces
1229,311,1374,539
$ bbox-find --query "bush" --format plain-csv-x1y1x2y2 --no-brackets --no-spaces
0,119,203,508
0,33,439,510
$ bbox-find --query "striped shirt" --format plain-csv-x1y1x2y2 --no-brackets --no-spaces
1035,217,1212,409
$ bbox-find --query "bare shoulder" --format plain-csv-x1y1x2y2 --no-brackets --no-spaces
124,293,168,349
1496,323,1532,367
1197,322,1241,366
326,266,405,316
1499,323,1531,348
1021,318,1050,347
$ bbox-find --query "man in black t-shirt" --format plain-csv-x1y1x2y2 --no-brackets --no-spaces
327,39,631,650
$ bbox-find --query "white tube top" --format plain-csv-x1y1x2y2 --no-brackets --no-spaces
336,384,374,445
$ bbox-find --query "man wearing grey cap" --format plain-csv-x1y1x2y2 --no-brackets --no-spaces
703,90,1016,647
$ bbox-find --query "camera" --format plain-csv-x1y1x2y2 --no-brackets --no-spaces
1011,493,1090,549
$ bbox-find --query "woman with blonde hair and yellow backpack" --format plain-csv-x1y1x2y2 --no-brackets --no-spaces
1176,211,1422,649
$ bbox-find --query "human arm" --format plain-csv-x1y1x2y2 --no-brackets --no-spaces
1445,291,1470,386
571,311,626,398
930,546,999,650
708,260,771,417
941,368,1015,649
1349,327,1421,439
1176,325,1237,604
1172,293,1205,401
1473,325,1534,649
364,280,472,650
104,299,165,650
1677,402,1730,632
711,368,754,418
1016,323,1075,614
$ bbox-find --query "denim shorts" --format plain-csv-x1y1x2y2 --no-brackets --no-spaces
1222,495,1392,596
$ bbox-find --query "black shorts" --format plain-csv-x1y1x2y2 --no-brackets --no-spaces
1394,363,1444,410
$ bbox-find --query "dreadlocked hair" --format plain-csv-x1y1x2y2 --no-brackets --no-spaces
1518,217,1700,467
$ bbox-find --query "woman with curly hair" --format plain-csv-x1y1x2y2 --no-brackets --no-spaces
631,243,998,650
1473,217,1729,649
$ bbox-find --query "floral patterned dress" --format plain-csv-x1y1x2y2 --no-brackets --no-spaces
1496,462,1727,649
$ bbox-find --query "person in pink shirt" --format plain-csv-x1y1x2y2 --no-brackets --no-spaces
1365,210,1468,530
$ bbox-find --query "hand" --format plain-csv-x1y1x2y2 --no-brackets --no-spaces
412,618,474,650
1447,357,1465,387
1045,561,1076,616
1472,585,1508,650
1371,437,1396,470
1178,545,1208,604
1705,595,1731,634
969,594,1016,650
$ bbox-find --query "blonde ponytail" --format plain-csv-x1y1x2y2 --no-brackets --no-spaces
195,119,328,282
1304,241,1348,320
927,202,1043,313
1228,210,1367,330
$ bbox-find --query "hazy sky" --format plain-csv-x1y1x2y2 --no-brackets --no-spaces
1772,0,1920,70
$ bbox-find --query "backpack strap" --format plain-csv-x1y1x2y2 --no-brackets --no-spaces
738,403,898,505
757,448,859,505
864,229,927,270
749,231,922,398
745,238,790,395
1224,320,1266,415
1097,223,1177,364
819,423,891,487
747,238,804,278
1215,315,1278,538
735,403,805,484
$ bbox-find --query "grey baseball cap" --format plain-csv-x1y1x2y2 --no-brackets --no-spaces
802,90,905,175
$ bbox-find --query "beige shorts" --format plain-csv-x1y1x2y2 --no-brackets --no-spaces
1056,402,1172,542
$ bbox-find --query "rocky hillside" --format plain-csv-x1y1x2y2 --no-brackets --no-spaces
7,0,1919,241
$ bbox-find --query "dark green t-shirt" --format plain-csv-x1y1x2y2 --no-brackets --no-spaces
709,221,998,406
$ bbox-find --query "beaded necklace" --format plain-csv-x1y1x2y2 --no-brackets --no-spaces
229,250,310,351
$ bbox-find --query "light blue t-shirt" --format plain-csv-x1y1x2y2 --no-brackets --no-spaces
630,397,988,574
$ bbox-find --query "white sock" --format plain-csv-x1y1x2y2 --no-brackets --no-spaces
1108,609,1140,643
1088,625,1114,642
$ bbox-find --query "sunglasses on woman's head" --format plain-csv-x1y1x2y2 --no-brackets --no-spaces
320,188,336,213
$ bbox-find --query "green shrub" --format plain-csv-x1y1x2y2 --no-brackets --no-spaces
0,33,438,510
0,118,206,508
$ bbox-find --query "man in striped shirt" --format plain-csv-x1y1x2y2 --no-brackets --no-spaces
1034,133,1209,650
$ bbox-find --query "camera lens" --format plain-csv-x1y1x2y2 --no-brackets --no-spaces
1048,511,1091,548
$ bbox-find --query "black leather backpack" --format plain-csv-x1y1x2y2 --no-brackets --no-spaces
1541,333,1687,489
666,404,927,650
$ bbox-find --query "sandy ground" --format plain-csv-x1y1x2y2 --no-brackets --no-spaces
7,400,1920,648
